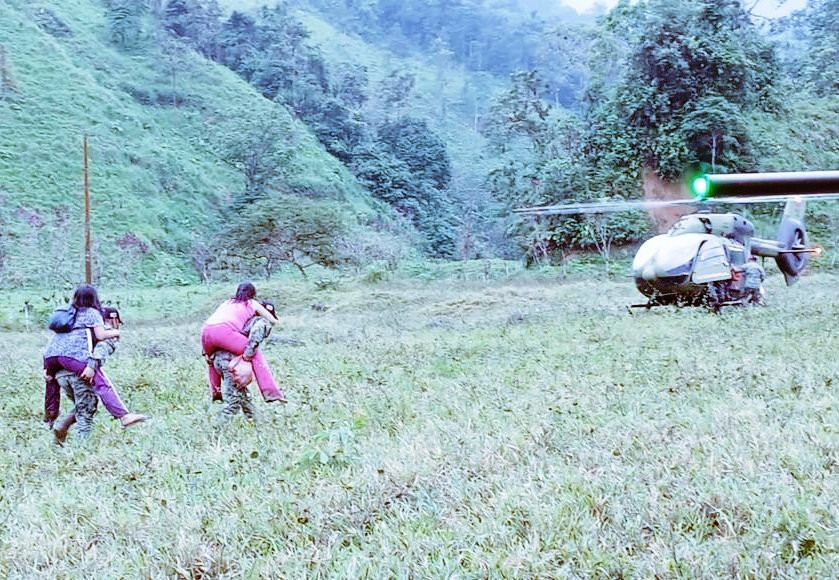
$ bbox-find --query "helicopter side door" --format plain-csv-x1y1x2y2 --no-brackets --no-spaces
690,239,731,284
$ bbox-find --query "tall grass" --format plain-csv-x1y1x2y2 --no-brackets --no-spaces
0,272,836,576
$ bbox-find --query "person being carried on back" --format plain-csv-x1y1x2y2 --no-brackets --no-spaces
201,282,286,406
210,301,281,423
43,286,146,442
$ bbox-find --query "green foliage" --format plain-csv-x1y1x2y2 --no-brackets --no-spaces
378,117,451,191
797,0,839,97
106,0,145,49
484,71,636,259
2,0,837,285
590,0,781,177
224,196,351,278
0,0,389,288
349,118,457,257
209,108,296,200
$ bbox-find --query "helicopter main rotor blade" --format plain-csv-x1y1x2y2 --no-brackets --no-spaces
513,193,839,216
513,198,699,215
702,193,839,205
696,170,839,198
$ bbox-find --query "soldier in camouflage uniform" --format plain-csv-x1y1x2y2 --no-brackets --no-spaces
242,307,274,361
52,368,99,444
213,350,257,422
742,256,766,305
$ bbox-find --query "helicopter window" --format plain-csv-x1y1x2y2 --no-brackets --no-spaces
696,243,727,265
729,248,745,266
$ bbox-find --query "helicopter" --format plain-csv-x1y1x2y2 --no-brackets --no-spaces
514,171,839,309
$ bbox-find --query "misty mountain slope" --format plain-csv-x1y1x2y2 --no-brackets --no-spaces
0,0,383,286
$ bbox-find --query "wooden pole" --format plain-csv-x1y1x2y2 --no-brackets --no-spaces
83,134,92,284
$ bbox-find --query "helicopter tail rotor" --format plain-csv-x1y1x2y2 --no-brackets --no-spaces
751,198,811,286
775,198,809,285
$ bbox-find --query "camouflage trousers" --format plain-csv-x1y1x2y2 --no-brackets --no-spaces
54,369,98,440
213,350,256,422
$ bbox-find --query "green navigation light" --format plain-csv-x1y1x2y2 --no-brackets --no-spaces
691,176,709,199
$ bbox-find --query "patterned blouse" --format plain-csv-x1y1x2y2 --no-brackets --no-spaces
43,307,103,361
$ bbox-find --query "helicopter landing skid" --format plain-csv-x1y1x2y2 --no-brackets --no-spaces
717,300,748,307
628,302,659,310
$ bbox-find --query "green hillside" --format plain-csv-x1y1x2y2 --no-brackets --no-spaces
295,10,498,179
0,0,384,287
1,0,837,287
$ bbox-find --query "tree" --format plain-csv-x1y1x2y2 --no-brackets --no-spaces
332,63,369,111
593,0,780,177
536,23,594,109
212,110,296,203
163,0,190,37
226,198,349,278
582,209,649,275
378,117,451,191
798,0,839,96
0,44,16,100
161,0,222,58
484,70,551,157
681,96,747,171
375,70,415,120
107,0,145,49
375,118,457,257
160,37,188,107
218,11,257,75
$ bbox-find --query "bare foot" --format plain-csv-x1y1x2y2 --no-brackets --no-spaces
264,391,288,404
120,413,148,428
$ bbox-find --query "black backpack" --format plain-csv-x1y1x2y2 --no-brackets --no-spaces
48,305,78,333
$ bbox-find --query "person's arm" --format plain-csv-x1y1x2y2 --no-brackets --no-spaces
93,325,120,340
243,318,272,360
250,300,278,324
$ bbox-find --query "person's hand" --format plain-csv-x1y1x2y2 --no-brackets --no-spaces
43,370,53,382
81,367,95,383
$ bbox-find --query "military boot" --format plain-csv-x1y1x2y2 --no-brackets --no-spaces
52,413,76,445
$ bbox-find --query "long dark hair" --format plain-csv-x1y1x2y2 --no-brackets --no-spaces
72,284,102,312
233,281,256,303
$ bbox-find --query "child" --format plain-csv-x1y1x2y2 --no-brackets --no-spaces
48,306,146,441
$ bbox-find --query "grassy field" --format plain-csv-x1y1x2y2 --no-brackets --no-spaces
0,270,836,577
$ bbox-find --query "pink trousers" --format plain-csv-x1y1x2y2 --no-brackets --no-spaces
200,323,284,403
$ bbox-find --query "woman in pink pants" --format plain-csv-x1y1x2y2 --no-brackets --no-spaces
201,282,285,403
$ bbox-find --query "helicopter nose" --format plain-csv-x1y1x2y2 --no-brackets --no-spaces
642,263,656,281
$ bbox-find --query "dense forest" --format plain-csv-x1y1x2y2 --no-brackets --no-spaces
0,0,837,287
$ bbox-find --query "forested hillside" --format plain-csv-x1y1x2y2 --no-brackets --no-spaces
0,0,402,287
1,0,837,287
